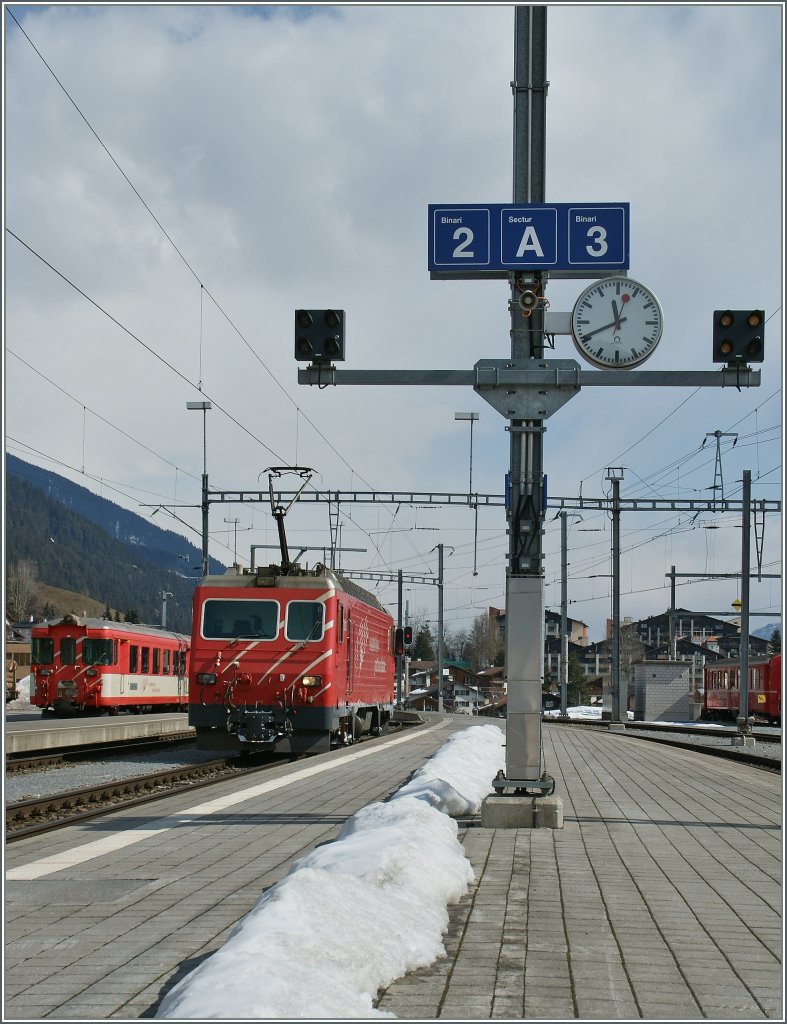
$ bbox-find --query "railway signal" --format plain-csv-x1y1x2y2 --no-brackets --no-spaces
294,309,346,363
712,309,765,364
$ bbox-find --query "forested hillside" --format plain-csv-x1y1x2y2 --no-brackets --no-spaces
5,459,226,634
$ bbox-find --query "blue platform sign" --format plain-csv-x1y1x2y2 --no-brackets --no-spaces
428,202,629,274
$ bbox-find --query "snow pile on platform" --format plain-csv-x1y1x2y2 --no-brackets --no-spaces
157,724,504,1019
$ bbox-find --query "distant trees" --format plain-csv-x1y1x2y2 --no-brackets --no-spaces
769,627,781,654
412,624,435,661
6,559,38,620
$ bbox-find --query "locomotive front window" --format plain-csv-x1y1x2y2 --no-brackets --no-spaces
201,600,279,640
286,601,324,642
82,639,115,665
60,638,77,665
31,638,54,665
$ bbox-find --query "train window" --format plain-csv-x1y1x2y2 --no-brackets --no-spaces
60,638,76,665
163,649,171,675
201,600,279,640
338,604,344,643
153,648,160,674
130,645,139,673
176,651,187,676
286,601,324,642
31,638,54,665
82,639,114,665
141,647,150,673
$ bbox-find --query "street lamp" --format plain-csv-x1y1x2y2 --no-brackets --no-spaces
186,400,212,577
454,412,479,499
224,517,240,564
606,466,624,726
455,412,480,576
160,591,173,629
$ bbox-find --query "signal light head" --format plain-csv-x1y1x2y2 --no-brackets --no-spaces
294,309,346,363
712,309,765,365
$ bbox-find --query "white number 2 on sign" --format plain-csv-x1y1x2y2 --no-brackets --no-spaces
452,227,474,258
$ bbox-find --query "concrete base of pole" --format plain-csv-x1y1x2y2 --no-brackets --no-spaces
481,794,563,829
608,722,626,733
731,735,756,747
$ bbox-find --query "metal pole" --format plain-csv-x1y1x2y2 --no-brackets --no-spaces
469,415,475,496
201,472,209,578
609,470,622,724
738,469,752,736
503,3,548,789
161,591,172,629
437,543,444,713
396,569,403,706
668,565,676,658
560,511,568,717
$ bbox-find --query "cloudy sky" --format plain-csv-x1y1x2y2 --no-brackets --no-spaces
4,2,783,644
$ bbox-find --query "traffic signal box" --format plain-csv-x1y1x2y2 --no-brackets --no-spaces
294,309,346,363
394,626,413,656
713,310,765,365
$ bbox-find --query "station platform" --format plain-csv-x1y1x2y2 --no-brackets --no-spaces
4,712,193,754
4,718,782,1020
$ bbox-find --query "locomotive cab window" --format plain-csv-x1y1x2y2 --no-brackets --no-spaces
82,639,114,665
31,638,54,665
60,637,77,665
201,600,279,640
286,601,324,642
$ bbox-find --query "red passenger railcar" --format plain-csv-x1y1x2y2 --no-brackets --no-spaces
189,564,396,754
703,653,781,725
30,614,190,716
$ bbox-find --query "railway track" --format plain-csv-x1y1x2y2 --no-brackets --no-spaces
5,754,288,842
546,717,781,772
5,718,423,842
5,733,196,773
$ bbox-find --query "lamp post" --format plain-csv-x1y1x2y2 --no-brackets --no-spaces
454,412,479,500
606,466,624,725
455,412,480,576
186,400,212,577
224,517,240,564
160,591,173,629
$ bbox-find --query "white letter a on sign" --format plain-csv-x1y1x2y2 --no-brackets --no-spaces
515,227,544,258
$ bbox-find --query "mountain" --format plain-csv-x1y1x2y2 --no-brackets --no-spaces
5,455,227,634
752,622,780,642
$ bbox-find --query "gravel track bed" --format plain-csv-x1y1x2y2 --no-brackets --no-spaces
5,745,225,803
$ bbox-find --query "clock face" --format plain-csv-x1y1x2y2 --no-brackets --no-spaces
571,276,663,369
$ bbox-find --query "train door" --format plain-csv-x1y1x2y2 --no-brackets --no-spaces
345,612,353,695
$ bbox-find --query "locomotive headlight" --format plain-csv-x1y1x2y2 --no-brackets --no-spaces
301,675,322,687
197,672,217,685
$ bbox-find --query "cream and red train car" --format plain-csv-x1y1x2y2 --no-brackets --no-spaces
703,653,781,726
189,564,396,754
30,614,190,715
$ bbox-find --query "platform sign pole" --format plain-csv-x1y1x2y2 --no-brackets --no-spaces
501,5,549,789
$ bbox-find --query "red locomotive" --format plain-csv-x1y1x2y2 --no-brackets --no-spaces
703,653,781,726
188,563,396,754
30,614,190,716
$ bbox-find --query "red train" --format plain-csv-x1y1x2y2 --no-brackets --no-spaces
703,653,781,726
189,563,396,754
31,614,190,716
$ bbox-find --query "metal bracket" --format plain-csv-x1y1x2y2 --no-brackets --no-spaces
492,769,556,797
474,357,582,420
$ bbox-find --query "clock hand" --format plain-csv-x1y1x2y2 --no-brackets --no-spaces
583,315,627,340
612,293,630,330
